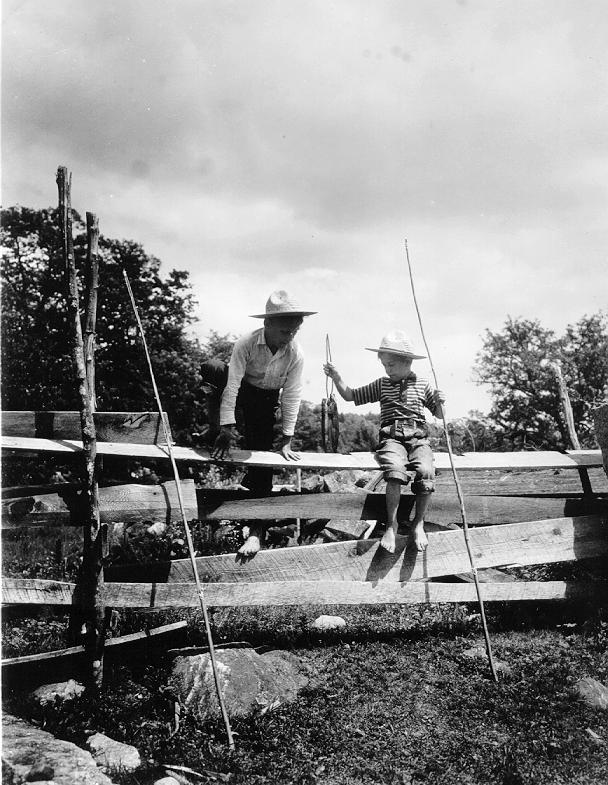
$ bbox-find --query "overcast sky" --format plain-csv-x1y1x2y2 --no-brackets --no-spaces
2,0,606,419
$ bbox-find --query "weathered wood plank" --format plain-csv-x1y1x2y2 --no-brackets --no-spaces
1,621,187,667
1,412,170,444
3,578,606,608
1,480,198,527
105,516,608,585
1,436,602,472
197,489,608,525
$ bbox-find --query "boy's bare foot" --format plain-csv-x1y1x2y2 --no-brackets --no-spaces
238,534,261,556
380,527,396,553
412,522,428,551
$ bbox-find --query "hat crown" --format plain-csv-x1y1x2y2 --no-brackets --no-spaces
364,330,426,358
265,290,300,315
250,289,317,318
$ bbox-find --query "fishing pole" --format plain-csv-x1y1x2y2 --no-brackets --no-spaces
122,270,236,748
403,240,498,682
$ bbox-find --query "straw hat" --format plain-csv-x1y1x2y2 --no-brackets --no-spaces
250,290,317,318
365,331,426,359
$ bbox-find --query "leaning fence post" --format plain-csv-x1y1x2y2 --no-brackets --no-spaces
56,166,105,690
548,361,593,496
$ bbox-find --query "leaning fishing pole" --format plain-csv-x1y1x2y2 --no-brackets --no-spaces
403,240,498,682
122,270,236,748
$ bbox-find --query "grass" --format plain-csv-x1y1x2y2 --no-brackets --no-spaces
3,601,608,785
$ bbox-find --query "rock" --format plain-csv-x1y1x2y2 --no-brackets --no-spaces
153,778,181,785
323,470,368,493
311,615,346,631
146,521,167,536
324,519,370,540
574,677,608,710
30,679,85,709
24,762,55,781
169,648,308,721
86,734,141,776
2,714,113,785
301,474,325,493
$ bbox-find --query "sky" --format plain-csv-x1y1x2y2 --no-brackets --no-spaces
2,0,607,420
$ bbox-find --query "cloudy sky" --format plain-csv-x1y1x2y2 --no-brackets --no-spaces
2,0,606,419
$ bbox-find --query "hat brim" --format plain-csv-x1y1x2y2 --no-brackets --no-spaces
365,347,426,359
250,310,318,318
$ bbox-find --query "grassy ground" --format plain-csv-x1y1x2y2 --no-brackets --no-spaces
3,601,608,785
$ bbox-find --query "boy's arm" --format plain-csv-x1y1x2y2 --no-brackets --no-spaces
323,362,354,401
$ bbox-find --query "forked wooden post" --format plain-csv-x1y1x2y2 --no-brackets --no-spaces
548,361,593,496
57,166,105,691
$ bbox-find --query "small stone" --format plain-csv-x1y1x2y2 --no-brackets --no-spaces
31,679,85,708
311,615,346,631
87,732,141,774
154,778,181,785
574,677,608,710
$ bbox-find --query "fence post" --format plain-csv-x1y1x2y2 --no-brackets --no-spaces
56,166,105,690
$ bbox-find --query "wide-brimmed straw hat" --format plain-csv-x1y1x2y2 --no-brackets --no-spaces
250,289,317,318
365,331,426,359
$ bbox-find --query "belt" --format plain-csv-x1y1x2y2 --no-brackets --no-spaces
384,418,425,437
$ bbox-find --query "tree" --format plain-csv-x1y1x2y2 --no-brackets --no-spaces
473,314,608,450
1,206,205,444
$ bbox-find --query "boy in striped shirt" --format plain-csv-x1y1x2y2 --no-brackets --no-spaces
324,331,445,553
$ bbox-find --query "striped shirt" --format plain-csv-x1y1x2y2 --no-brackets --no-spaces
219,328,304,436
352,374,436,427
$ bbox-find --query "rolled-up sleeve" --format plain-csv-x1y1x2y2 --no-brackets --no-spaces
219,338,249,426
279,353,304,436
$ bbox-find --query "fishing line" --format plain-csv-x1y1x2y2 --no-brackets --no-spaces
403,240,498,682
122,270,236,747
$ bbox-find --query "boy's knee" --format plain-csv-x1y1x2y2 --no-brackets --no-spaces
384,469,410,484
412,478,434,494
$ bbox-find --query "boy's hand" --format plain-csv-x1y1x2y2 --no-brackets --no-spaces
211,425,236,459
434,389,446,406
323,362,341,382
279,436,301,462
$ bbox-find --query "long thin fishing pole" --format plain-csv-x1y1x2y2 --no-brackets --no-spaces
404,240,498,682
123,270,236,747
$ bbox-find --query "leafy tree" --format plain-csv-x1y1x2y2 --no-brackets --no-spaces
1,206,205,443
473,314,608,450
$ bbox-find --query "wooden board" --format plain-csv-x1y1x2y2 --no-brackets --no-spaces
1,436,602,472
105,516,608,585
3,578,606,608
1,411,169,444
197,489,608,526
1,621,187,667
1,480,198,527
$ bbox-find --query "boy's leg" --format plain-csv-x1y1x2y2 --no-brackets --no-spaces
408,438,435,551
375,433,409,553
380,477,402,554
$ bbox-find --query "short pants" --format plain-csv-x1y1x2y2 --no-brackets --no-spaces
375,422,435,494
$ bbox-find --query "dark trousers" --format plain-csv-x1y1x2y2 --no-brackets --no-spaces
201,359,279,496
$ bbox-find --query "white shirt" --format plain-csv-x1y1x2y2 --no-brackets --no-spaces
219,328,304,436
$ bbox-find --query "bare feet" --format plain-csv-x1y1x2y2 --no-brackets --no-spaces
412,521,428,551
238,534,261,556
380,527,396,553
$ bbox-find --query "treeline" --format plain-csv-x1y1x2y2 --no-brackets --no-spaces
2,206,607,455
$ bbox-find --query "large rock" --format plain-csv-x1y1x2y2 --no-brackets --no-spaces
2,714,114,785
169,648,308,721
86,733,141,776
323,470,370,493
311,615,346,631
574,677,608,710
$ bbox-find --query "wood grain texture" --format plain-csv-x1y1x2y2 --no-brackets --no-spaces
197,489,608,525
2,480,198,527
3,578,606,608
105,515,608,585
1,436,602,471
1,412,169,444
